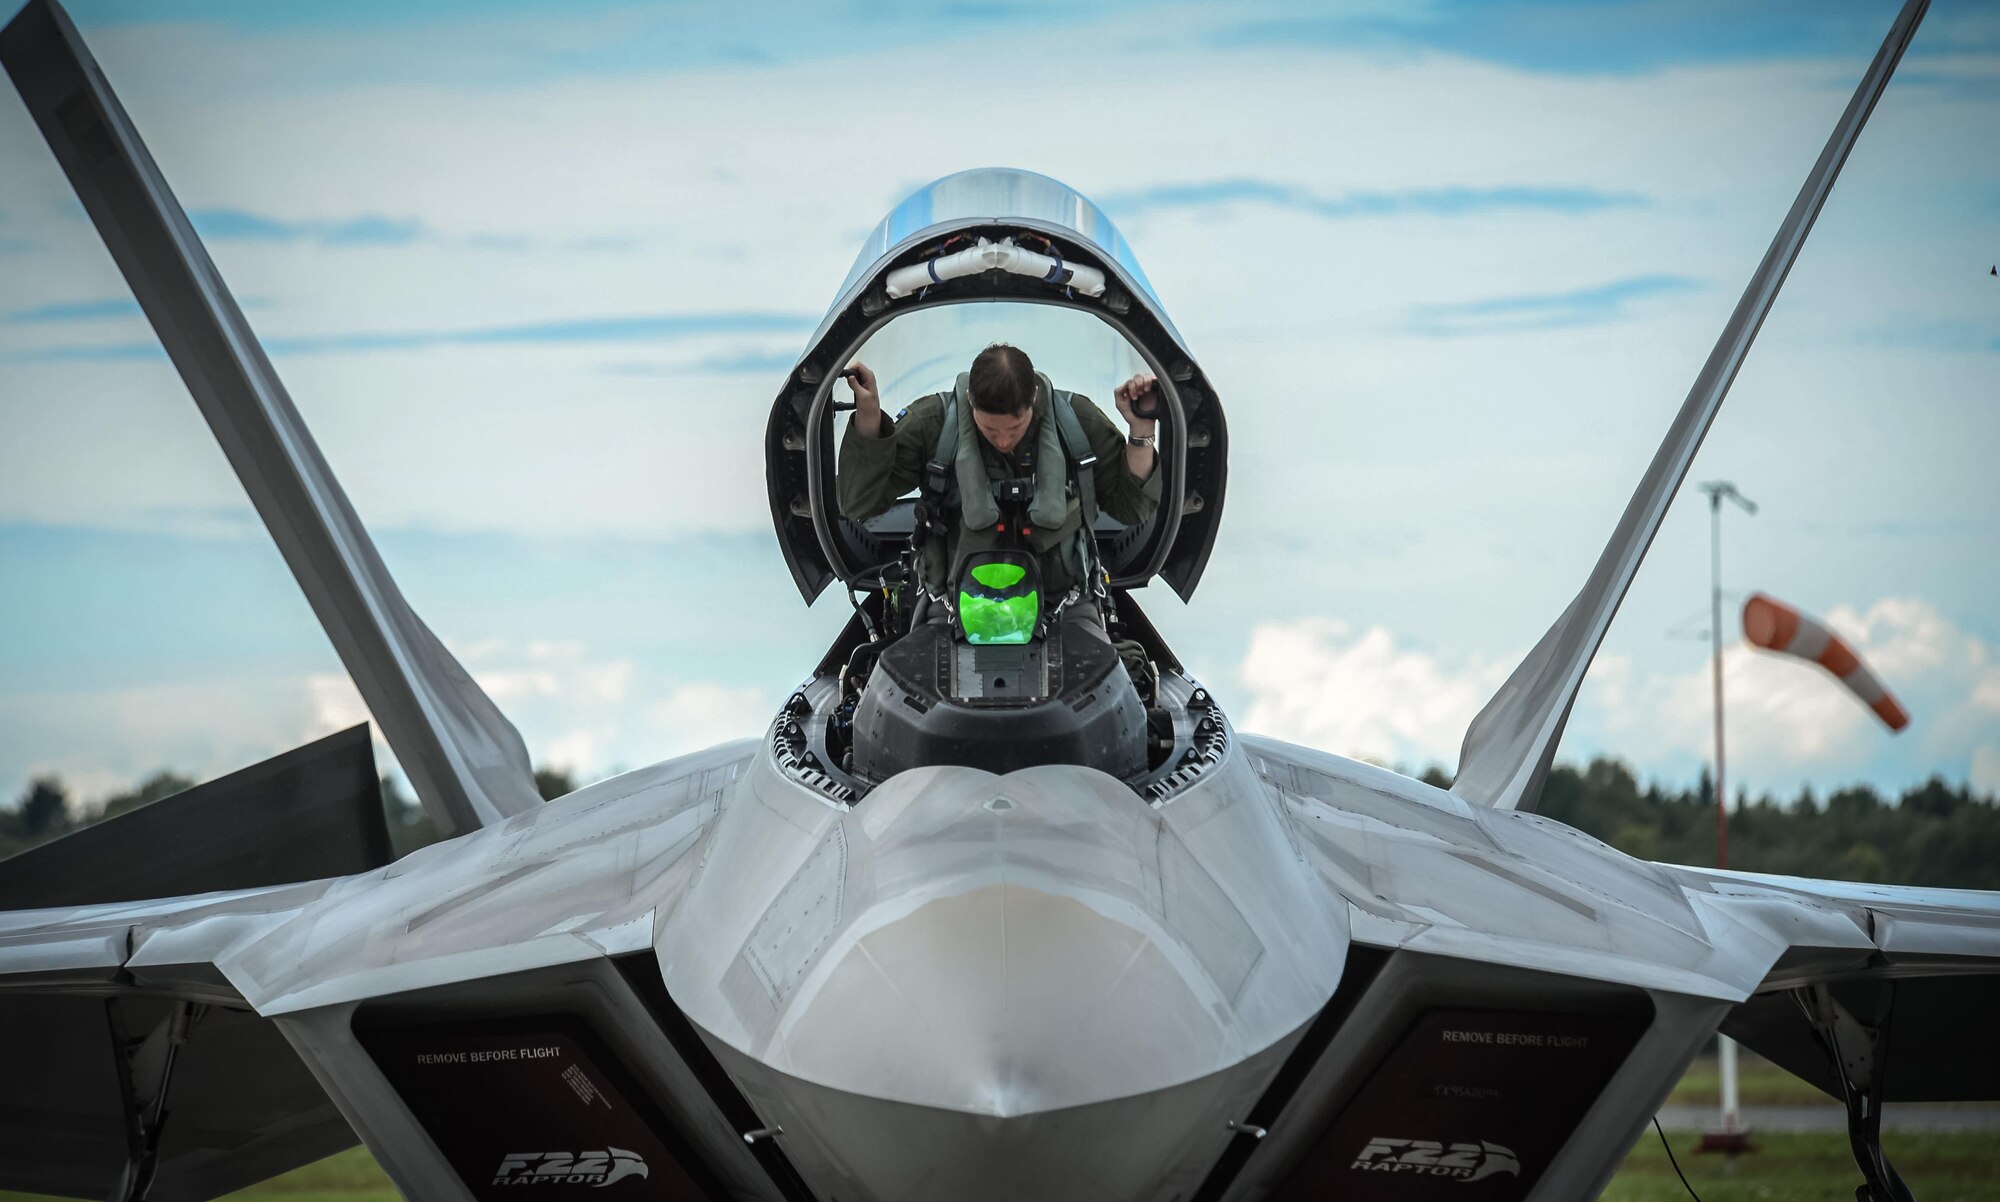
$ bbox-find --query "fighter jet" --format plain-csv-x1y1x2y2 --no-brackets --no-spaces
1,0,1992,1199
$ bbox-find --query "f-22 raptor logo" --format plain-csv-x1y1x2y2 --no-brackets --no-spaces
492,1148,650,1187
1351,1137,1521,1182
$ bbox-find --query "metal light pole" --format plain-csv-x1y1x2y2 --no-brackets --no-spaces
1698,480,1756,1153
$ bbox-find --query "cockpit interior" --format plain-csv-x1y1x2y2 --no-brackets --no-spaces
762,181,1230,805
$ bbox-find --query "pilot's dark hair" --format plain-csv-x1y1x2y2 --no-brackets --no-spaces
968,344,1036,416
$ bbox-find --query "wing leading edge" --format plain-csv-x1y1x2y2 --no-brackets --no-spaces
0,0,541,837
1450,0,1930,813
1665,865,2000,1103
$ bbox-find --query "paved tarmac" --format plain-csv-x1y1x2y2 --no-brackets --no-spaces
1656,1104,2000,1132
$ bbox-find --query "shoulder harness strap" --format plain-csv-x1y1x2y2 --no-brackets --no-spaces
1036,372,1103,594
925,381,962,501
1039,372,1099,536
908,385,962,567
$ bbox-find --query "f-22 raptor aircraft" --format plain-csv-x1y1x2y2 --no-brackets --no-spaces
1,1,1994,1199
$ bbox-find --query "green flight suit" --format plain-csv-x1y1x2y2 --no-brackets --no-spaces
837,389,1162,599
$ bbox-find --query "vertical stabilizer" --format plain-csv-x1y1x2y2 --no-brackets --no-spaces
1451,0,1929,812
0,0,544,835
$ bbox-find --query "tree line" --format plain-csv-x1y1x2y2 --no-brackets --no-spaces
1415,759,2000,888
5,758,1997,889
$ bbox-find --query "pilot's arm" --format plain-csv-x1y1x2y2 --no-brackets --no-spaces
1074,387,1164,526
836,363,943,520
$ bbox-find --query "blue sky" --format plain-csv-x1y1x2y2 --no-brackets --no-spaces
1097,180,1650,220
12,306,818,361
2,0,1996,811
51,0,2000,78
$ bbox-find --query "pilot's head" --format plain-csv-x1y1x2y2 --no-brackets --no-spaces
968,343,1036,454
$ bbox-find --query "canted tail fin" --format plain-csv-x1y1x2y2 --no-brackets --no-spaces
0,725,392,910
1449,0,1929,812
0,0,543,836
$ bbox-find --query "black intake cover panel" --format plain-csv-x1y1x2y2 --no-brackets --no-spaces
1270,1008,1648,1200
357,1015,719,1200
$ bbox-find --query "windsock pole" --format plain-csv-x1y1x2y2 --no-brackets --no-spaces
1699,483,1756,870
1698,482,1756,1155
1710,504,1730,873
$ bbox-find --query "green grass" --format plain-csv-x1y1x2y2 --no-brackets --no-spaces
206,1149,390,1200
1665,1051,1833,1107
1606,1131,2000,1201
11,1134,2000,1201
0,1147,391,1201
5,1055,1992,1201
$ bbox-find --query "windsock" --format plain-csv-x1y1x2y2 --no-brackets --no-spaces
1741,593,1909,731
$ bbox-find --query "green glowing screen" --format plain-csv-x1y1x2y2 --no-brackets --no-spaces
959,590,1039,644
958,556,1039,645
969,562,1027,590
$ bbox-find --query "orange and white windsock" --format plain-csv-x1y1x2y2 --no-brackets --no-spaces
1741,593,1909,732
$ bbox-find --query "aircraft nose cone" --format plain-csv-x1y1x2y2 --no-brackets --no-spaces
700,763,1306,1119
773,878,1231,1117
663,759,1350,1200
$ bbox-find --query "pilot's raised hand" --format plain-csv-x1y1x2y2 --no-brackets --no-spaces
1113,372,1159,482
1114,373,1160,432
844,362,883,437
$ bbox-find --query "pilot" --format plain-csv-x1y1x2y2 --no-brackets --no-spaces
837,343,1163,629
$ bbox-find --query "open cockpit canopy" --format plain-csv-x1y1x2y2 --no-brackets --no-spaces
765,168,1227,603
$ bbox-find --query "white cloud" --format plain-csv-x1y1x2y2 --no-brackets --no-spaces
1237,597,2000,797
1,637,773,808
542,729,601,776
0,673,361,810
1576,598,2000,791
1973,746,2000,797
458,640,636,708
1829,599,1997,711
648,683,773,758
457,640,770,776
1236,617,1507,769
306,671,372,737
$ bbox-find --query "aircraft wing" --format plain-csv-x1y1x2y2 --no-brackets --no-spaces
0,728,389,1200
0,883,357,1201
1449,0,1929,813
0,0,542,837
1256,736,2000,1106
1662,864,2000,1102
0,735,751,1200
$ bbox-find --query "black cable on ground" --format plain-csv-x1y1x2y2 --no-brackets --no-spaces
1653,1117,1703,1202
